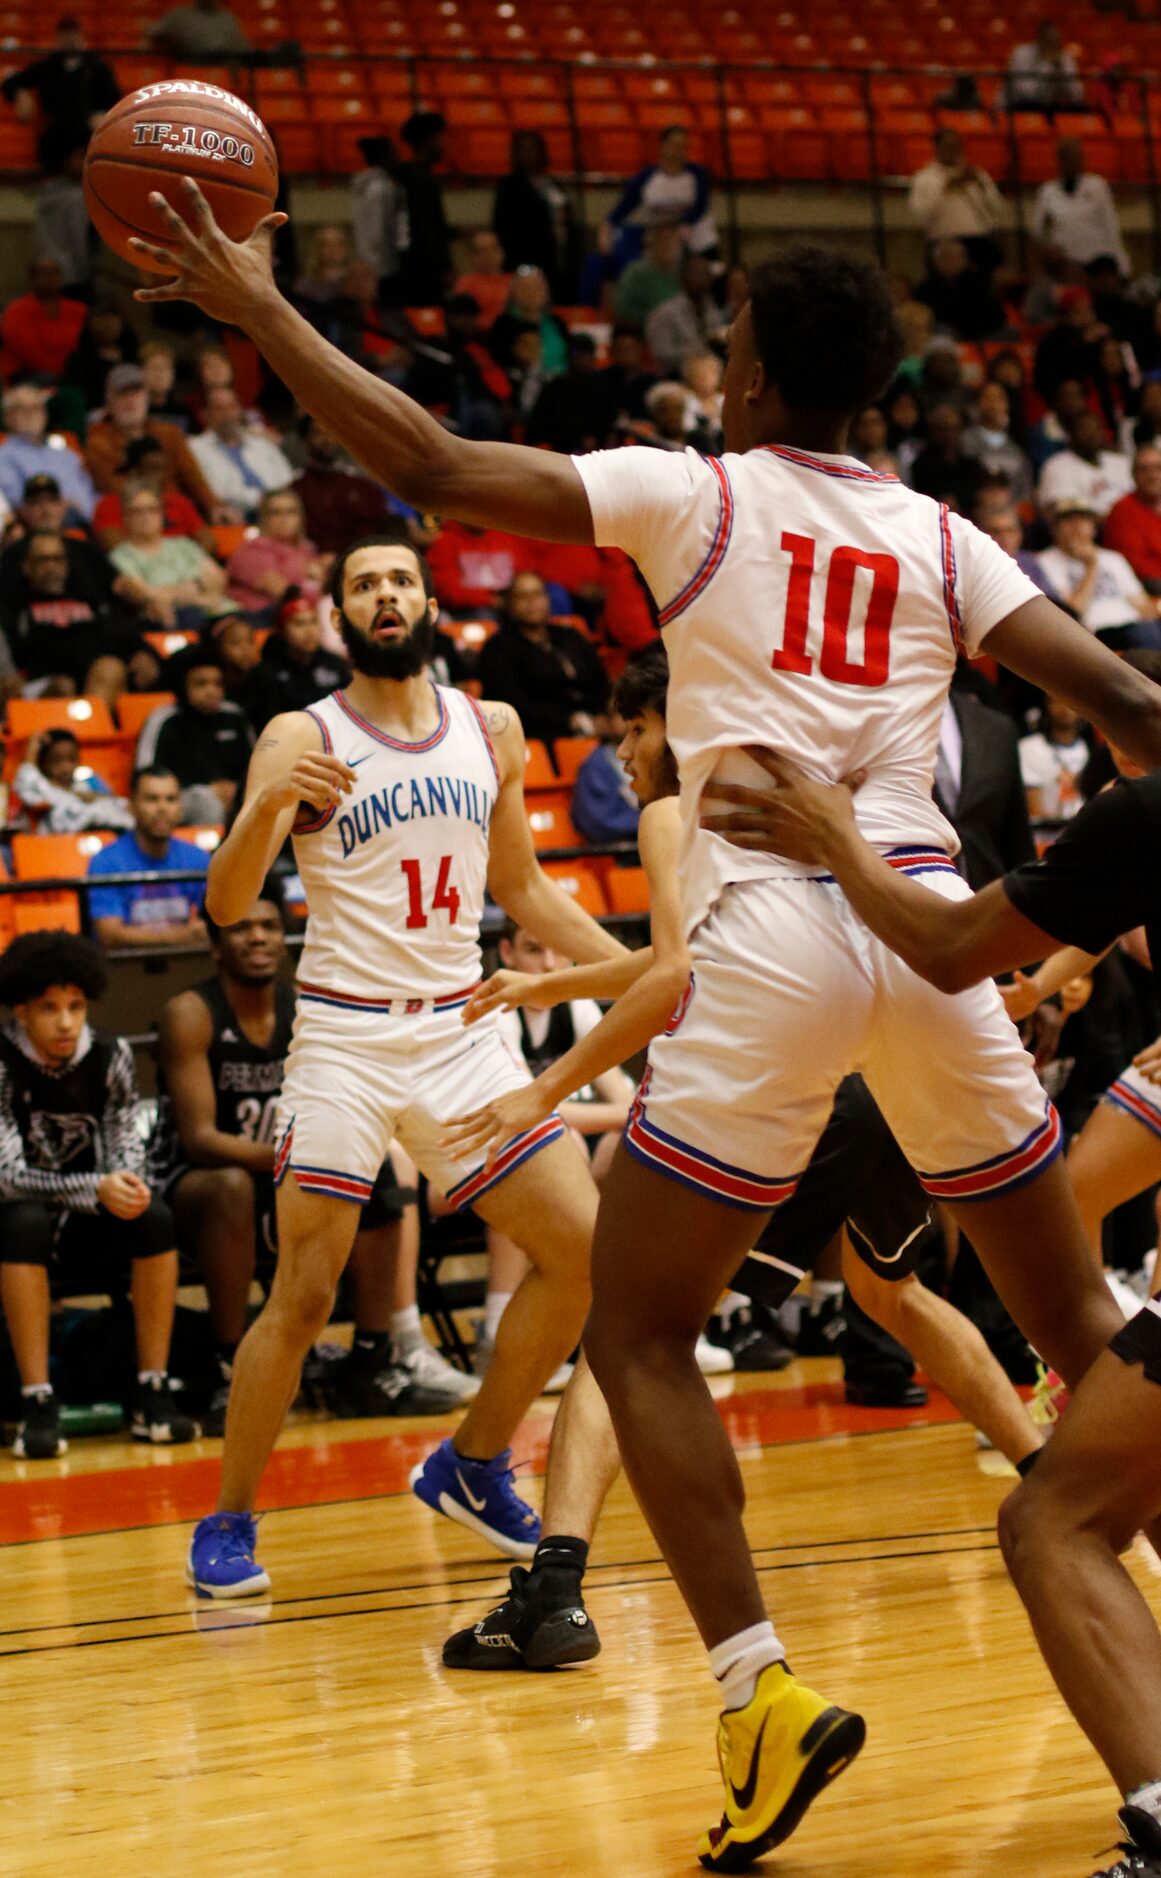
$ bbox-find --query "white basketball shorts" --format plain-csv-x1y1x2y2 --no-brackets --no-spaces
1104,1062,1161,1141
274,982,564,1208
625,852,1062,1212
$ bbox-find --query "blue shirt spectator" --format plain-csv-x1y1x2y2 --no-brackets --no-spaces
571,741,641,844
86,766,209,948
0,383,95,518
605,127,717,267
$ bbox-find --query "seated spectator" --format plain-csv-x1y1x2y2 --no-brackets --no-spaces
245,589,347,728
0,527,139,698
1018,695,1091,821
1004,20,1083,113
907,403,983,512
492,130,574,297
1103,445,1161,592
613,220,685,328
643,379,696,450
402,293,511,444
292,418,393,555
0,931,195,1459
86,764,209,947
149,0,249,57
427,519,534,620
108,479,227,629
682,351,724,452
294,224,352,310
135,652,253,823
1092,333,1140,448
915,332,972,413
571,722,641,845
477,571,609,741
1035,501,1161,648
61,301,138,411
1022,241,1071,326
914,238,1005,342
0,256,86,381
454,229,512,329
850,405,899,475
1132,375,1161,449
4,468,87,545
1027,376,1090,471
200,612,265,720
189,387,295,522
84,364,214,515
1034,287,1103,403
598,325,657,427
0,380,94,517
525,333,615,454
184,345,237,432
14,727,134,831
489,265,569,377
962,381,1034,507
975,502,1067,602
226,487,327,617
605,125,717,263
140,340,187,429
92,436,210,552
1037,408,1133,519
644,250,722,376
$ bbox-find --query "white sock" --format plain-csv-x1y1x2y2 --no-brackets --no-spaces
21,1382,51,1399
484,1291,513,1342
810,1279,844,1316
390,1304,422,1347
1128,1778,1161,1821
137,1369,164,1387
708,1620,786,1711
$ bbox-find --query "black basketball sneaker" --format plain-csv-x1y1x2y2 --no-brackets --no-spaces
443,1564,601,1670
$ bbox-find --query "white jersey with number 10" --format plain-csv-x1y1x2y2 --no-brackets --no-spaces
291,684,500,1001
574,443,1042,931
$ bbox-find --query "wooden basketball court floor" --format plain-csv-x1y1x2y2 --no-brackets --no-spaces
3,1359,1151,1878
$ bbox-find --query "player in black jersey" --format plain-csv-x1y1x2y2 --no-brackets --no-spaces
152,880,477,1434
703,748,1161,1878
0,932,196,1459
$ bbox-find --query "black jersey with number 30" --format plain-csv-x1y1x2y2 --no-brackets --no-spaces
150,976,295,1181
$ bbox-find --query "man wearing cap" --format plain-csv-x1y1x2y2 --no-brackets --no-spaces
0,380,94,517
398,111,451,305
84,365,214,517
1037,406,1133,518
1103,445,1161,593
1036,500,1161,648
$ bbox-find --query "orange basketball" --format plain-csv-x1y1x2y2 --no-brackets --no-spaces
84,81,278,271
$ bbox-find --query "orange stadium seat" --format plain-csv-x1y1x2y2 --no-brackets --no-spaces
6,697,116,741
523,741,558,791
605,866,651,915
10,831,116,934
526,791,583,849
552,736,599,783
175,827,224,851
117,692,176,741
540,859,609,918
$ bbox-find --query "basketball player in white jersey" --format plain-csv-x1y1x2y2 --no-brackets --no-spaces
135,196,1161,1869
185,525,626,1598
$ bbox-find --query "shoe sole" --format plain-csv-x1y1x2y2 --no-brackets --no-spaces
184,1562,272,1600
698,1707,866,1872
408,1461,538,1560
523,1610,602,1670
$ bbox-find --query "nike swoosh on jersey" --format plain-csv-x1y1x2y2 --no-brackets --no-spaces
456,1468,488,1512
729,1713,770,1813
349,752,376,768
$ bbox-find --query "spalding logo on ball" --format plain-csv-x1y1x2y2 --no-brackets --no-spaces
84,81,278,270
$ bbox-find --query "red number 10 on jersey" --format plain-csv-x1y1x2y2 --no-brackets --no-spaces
774,532,900,688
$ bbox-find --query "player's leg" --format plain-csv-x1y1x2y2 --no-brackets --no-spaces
0,1201,65,1458
841,1243,1042,1470
997,1319,1161,1864
1067,1083,1161,1264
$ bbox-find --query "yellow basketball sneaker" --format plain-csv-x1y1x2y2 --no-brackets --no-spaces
697,1660,865,1871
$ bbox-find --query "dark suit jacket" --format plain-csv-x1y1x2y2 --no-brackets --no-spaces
933,689,1035,890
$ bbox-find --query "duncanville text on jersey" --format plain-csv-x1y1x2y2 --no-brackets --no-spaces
337,772,494,859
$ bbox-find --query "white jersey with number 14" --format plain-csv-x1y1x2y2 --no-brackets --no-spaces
574,443,1041,931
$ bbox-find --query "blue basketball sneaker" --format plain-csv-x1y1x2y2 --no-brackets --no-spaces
186,1512,271,1599
409,1439,540,1558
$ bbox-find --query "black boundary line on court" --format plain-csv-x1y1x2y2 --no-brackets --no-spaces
0,1541,1004,1659
0,1522,999,1641
0,1416,969,1551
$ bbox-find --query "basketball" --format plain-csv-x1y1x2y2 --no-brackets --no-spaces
83,81,278,271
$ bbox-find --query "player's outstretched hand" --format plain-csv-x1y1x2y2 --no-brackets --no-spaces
699,746,864,864
462,970,561,1027
998,969,1045,1022
261,752,356,819
441,1085,553,1170
1133,1035,1161,1085
128,178,286,322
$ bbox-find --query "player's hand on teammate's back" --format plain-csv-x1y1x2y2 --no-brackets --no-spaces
260,751,356,820
442,1085,554,1169
98,1171,151,1219
128,179,287,321
700,747,864,863
462,970,559,1026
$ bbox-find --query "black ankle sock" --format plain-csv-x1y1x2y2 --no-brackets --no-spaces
1015,1449,1041,1478
531,1535,589,1579
352,1330,392,1365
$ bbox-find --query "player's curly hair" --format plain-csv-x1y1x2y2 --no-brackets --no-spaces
0,932,107,1005
747,246,904,417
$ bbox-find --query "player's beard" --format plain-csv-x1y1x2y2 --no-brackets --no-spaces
339,607,435,680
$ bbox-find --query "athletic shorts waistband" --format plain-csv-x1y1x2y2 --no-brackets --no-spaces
297,980,480,1016
816,845,959,885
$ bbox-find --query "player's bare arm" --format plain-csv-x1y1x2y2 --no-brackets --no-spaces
985,595,1161,771
446,798,687,1163
483,700,627,966
129,184,595,544
701,749,1058,993
158,994,275,1175
1000,944,1107,1022
462,952,652,1026
206,711,354,926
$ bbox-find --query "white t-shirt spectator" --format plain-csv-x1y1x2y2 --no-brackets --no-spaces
908,160,1004,242
1034,544,1152,633
1005,41,1083,110
1018,730,1089,818
1038,447,1134,520
1031,174,1130,273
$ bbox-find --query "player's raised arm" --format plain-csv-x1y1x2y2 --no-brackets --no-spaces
206,711,354,926
481,700,627,965
129,182,595,544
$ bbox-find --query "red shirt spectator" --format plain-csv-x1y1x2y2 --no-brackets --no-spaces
530,540,658,651
0,258,87,381
427,521,535,614
94,485,205,543
1102,445,1161,592
454,230,513,329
